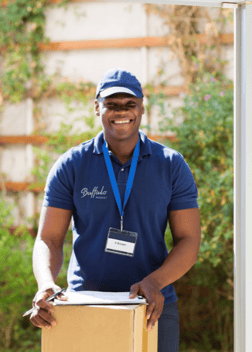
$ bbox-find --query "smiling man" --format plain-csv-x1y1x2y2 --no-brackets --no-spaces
30,68,201,352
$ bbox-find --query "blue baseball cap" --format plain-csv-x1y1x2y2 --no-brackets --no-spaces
96,68,143,99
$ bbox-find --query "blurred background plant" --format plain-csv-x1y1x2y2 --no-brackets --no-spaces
0,197,38,351
157,61,233,351
0,195,72,352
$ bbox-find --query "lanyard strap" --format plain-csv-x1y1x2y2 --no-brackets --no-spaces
102,137,140,224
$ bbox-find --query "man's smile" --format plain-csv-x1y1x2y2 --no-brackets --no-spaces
113,119,132,125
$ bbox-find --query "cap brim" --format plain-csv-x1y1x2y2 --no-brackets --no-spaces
99,86,137,98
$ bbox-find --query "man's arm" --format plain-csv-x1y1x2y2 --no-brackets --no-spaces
130,208,201,330
30,206,73,329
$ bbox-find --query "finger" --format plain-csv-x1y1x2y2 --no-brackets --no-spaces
144,290,163,318
36,299,55,313
146,300,164,330
146,300,155,321
30,308,55,329
30,314,53,329
129,283,140,298
57,294,68,301
38,308,57,327
34,306,56,326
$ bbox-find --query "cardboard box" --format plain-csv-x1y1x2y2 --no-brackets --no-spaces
42,304,157,352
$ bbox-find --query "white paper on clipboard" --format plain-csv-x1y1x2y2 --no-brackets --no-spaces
54,291,147,305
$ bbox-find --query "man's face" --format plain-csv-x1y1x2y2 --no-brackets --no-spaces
95,93,145,142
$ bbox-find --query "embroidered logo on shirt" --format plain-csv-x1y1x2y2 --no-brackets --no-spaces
81,186,107,199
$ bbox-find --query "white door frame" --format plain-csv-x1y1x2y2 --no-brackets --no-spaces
234,4,252,352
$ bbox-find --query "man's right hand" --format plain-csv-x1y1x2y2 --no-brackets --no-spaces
30,283,67,329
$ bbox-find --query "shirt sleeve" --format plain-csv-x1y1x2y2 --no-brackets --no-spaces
168,152,198,211
42,152,75,210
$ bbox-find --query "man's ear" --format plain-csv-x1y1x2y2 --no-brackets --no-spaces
94,100,100,116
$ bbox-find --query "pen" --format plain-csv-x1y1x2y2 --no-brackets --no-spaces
23,288,66,317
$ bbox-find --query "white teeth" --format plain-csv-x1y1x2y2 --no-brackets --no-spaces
114,120,130,124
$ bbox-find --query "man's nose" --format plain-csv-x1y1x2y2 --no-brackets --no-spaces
115,105,129,112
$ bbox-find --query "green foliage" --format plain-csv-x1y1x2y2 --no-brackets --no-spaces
158,68,233,351
0,195,72,351
0,0,45,102
161,68,233,270
0,0,72,103
55,80,96,107
0,196,40,350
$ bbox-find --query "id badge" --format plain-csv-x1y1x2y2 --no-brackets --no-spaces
105,227,138,257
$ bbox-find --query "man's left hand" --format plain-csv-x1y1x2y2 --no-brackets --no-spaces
129,277,165,330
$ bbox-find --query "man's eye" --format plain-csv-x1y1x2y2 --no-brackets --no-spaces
105,103,136,109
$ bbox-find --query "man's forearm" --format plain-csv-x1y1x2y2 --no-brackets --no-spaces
33,239,63,290
144,237,200,290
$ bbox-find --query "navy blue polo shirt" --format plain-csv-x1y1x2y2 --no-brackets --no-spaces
43,130,198,304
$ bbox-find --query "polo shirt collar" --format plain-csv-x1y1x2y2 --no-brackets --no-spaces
93,130,152,158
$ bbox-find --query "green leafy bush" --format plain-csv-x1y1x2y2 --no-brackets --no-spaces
0,197,40,351
0,194,75,351
160,69,233,270
158,68,233,351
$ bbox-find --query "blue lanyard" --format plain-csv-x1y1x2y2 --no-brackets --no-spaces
102,137,140,230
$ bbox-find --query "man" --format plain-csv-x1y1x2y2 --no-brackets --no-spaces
30,68,201,352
